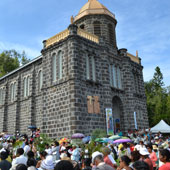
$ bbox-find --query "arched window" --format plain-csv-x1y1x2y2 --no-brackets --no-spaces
109,65,122,89
108,24,114,45
117,67,122,89
112,65,117,88
58,51,62,79
86,55,96,81
27,76,30,96
13,82,16,101
10,84,13,101
86,55,90,80
52,53,57,82
0,88,2,105
24,78,27,97
2,88,5,103
38,70,43,91
93,21,101,36
91,56,96,81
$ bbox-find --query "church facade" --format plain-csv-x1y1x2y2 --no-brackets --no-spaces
0,0,149,138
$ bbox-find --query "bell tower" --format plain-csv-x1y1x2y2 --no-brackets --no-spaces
74,0,117,48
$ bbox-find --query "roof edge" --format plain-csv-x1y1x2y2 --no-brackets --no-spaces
0,55,42,82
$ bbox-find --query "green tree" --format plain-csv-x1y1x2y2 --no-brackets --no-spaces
145,66,170,127
152,66,164,91
0,50,30,78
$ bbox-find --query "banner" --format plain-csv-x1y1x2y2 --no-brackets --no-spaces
134,112,138,129
106,108,114,135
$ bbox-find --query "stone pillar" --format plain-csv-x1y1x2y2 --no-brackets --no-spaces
68,24,78,35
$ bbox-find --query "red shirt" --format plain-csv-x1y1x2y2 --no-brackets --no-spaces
159,162,170,170
149,152,157,167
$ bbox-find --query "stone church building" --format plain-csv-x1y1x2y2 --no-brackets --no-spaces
0,0,149,137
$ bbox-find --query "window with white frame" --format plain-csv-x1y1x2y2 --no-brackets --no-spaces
109,64,122,89
27,76,30,96
38,70,43,91
10,84,13,101
86,55,96,81
24,77,27,97
52,51,63,82
0,88,2,105
52,53,57,82
24,76,30,97
58,51,62,79
10,82,16,102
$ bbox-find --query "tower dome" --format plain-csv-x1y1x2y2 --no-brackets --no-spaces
74,0,115,21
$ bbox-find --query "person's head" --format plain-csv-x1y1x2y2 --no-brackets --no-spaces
139,148,149,159
92,151,103,166
62,142,66,146
133,161,149,170
119,155,131,167
40,151,47,160
54,160,74,170
93,155,104,166
168,141,170,147
27,158,36,167
27,151,34,158
25,141,29,145
123,142,128,148
101,147,111,156
54,141,59,147
139,141,144,145
17,148,24,156
159,149,170,163
83,158,91,167
45,143,49,149
0,151,8,160
146,144,153,153
130,151,140,162
16,164,27,170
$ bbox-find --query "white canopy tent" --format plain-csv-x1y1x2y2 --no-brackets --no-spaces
150,120,170,133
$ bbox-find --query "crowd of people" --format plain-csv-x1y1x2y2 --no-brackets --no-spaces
0,129,170,170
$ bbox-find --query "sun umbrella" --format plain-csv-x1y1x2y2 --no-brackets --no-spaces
109,135,121,140
113,138,132,144
82,136,91,143
59,138,68,144
71,133,85,139
95,138,111,143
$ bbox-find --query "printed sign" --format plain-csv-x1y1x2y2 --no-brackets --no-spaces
106,108,114,135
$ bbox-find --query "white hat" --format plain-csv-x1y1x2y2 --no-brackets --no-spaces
139,148,149,155
92,151,103,164
154,136,159,140
60,153,67,159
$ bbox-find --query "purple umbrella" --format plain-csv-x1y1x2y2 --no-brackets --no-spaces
71,133,85,139
113,138,132,144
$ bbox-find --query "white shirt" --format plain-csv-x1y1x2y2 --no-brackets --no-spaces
24,145,31,154
45,148,52,155
12,154,28,165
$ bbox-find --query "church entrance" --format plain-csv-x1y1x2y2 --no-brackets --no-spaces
112,96,123,134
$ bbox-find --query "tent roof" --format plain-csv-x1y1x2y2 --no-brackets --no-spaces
150,120,170,133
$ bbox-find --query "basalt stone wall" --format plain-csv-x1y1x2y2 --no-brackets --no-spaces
41,37,79,138
0,58,42,135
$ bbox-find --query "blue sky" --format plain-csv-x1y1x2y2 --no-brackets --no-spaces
0,0,170,86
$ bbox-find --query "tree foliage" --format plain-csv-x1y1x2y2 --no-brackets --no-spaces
0,50,30,78
145,66,170,127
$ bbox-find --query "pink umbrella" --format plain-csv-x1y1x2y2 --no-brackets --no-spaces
113,138,132,144
71,133,85,139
